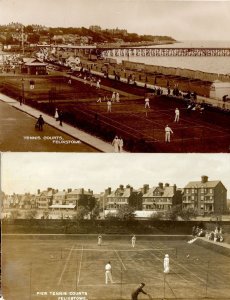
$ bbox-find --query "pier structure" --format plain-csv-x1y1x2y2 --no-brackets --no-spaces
36,44,230,57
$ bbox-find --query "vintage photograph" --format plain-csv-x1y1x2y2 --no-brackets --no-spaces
1,152,230,300
0,0,230,152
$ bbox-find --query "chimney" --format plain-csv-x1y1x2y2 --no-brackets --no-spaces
165,183,170,187
47,187,52,192
143,184,149,194
201,176,208,183
107,187,111,195
158,182,163,189
67,188,72,193
37,189,40,195
81,188,84,195
173,184,177,194
119,184,124,190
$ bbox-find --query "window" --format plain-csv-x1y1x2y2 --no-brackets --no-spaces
191,196,195,200
201,196,204,201
186,189,189,194
209,189,213,194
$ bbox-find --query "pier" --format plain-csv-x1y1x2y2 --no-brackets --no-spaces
36,45,230,57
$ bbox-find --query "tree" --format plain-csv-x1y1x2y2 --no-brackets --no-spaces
117,205,135,220
150,211,164,220
164,204,182,221
10,210,21,219
25,209,38,219
105,212,118,220
24,25,34,33
128,192,143,210
78,195,96,211
73,206,89,221
180,207,198,221
91,203,100,220
27,33,40,44
164,205,198,221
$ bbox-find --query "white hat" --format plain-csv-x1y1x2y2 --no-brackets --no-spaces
165,254,169,257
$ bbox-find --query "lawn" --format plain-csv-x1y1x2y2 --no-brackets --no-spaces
2,235,230,300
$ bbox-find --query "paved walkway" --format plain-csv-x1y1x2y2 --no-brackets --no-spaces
0,93,116,152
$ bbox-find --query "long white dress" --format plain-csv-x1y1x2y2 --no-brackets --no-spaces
164,256,170,273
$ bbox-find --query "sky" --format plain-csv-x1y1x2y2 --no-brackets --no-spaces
0,0,230,41
1,153,230,196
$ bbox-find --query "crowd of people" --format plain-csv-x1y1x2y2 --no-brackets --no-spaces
192,225,224,243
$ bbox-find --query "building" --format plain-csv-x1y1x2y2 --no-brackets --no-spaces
182,176,227,215
65,188,93,208
142,183,182,212
106,185,135,209
21,58,47,75
37,188,54,210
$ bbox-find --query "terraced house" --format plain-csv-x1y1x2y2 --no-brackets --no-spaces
142,183,182,212
106,185,136,209
182,176,227,215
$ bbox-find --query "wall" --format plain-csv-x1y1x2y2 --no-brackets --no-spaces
122,61,230,83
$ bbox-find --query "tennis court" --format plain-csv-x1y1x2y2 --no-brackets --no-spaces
2,235,230,300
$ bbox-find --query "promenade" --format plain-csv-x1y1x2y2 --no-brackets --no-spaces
0,93,115,152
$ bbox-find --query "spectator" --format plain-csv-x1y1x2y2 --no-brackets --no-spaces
112,136,120,152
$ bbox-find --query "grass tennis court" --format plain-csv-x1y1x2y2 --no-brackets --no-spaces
1,75,230,152
2,235,230,300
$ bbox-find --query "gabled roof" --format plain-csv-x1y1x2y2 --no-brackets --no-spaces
67,189,92,196
23,57,41,64
184,180,222,189
162,186,175,197
40,190,53,197
108,187,132,198
143,186,175,198
53,191,66,197
143,187,158,197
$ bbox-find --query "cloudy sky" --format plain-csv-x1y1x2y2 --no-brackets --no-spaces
1,153,230,196
0,0,230,41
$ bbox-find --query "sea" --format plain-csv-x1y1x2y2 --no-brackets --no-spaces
114,41,230,75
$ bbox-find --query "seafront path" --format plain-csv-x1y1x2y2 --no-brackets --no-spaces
0,93,115,152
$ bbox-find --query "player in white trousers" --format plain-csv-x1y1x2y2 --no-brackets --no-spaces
164,254,170,273
165,125,173,142
174,108,180,122
131,235,136,247
144,97,150,109
98,235,102,246
105,261,114,284
107,99,112,112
